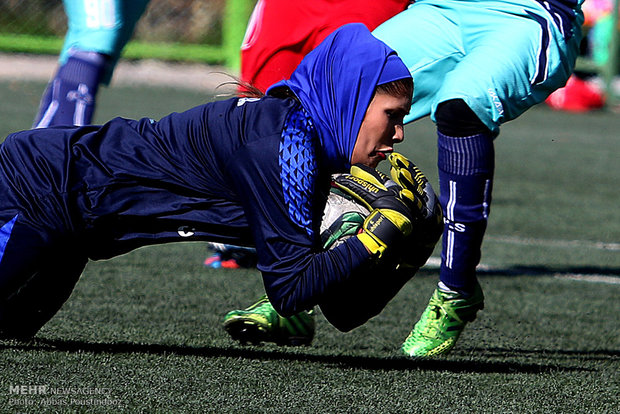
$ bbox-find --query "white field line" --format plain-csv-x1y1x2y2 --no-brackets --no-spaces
555,274,620,284
484,235,620,251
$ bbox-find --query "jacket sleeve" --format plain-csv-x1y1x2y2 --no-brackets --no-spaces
223,126,370,316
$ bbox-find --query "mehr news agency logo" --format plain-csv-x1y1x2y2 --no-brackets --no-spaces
8,384,122,407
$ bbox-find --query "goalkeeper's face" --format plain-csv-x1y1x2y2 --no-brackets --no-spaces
352,91,410,168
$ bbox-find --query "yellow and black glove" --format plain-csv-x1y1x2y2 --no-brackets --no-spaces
388,153,440,221
388,153,443,269
332,167,413,259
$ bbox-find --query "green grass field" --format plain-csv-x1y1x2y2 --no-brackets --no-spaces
0,79,619,413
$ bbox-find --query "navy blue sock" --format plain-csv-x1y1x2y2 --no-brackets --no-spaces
33,49,108,128
437,131,494,295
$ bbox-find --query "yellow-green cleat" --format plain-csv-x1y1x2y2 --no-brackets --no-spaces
223,295,315,346
401,282,484,358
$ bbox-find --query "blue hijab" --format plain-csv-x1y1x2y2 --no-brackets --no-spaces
266,23,411,172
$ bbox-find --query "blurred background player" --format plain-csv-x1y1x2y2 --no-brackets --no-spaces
545,0,609,112
33,0,150,128
221,0,585,359
239,0,412,92
204,0,411,269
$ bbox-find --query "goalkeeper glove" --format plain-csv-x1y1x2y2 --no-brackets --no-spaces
332,171,413,259
388,152,443,268
388,152,441,222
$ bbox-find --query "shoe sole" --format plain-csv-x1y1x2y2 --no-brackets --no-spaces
223,319,312,347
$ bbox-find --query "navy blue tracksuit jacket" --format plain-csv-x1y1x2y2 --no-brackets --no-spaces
0,96,369,332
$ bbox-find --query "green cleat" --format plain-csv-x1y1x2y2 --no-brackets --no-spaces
223,295,315,346
401,282,484,358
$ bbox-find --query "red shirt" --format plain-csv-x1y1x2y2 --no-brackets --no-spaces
240,0,411,91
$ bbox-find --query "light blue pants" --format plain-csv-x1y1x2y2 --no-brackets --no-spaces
373,0,584,133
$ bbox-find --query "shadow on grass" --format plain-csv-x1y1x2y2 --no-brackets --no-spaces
418,265,620,278
458,347,620,361
0,338,595,374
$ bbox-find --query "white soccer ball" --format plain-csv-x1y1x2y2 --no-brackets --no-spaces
320,175,370,249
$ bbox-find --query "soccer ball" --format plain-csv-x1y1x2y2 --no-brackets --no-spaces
319,175,369,249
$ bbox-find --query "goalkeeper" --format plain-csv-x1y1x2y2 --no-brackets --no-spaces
222,0,584,356
0,24,437,339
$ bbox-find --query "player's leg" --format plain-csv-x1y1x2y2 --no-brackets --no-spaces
401,98,490,357
428,0,583,288
204,242,258,269
401,0,583,357
0,213,87,339
33,0,150,128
